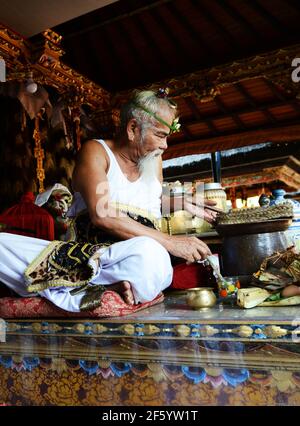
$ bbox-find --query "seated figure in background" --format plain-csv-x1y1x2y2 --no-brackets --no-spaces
35,183,73,240
0,89,216,312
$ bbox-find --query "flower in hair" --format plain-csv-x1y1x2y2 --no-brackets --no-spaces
170,116,181,133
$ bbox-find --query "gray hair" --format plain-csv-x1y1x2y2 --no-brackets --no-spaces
120,90,177,134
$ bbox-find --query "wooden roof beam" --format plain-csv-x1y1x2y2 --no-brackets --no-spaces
170,0,215,59
148,8,193,64
217,0,262,42
285,0,300,12
117,21,149,76
250,0,292,37
114,44,300,104
132,15,171,69
172,119,300,148
264,78,300,118
214,95,246,130
172,0,222,57
181,98,292,128
99,26,130,82
163,123,300,159
184,96,219,136
61,0,174,40
235,82,278,125
192,0,241,49
180,125,194,140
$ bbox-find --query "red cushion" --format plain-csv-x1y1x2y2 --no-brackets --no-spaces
0,192,55,240
0,291,164,318
171,262,210,289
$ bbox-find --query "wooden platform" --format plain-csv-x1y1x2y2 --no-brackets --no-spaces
0,293,300,406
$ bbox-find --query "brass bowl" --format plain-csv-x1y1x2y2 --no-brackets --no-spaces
186,287,217,309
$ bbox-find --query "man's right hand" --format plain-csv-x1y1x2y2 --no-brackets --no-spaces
165,235,212,264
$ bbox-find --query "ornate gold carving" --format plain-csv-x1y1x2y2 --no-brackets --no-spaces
114,44,300,104
48,324,63,333
264,326,288,338
143,324,161,335
43,29,62,47
31,323,43,333
93,324,108,334
211,163,300,190
174,325,191,337
6,323,21,332
73,324,85,333
3,319,300,344
231,326,254,338
33,116,45,193
0,25,110,110
200,325,219,337
120,324,136,335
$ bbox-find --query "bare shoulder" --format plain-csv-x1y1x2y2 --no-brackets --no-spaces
72,140,109,191
77,139,108,165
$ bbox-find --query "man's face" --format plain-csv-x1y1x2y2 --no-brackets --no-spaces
138,108,175,158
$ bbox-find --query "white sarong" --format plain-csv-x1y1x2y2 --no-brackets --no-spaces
0,233,173,312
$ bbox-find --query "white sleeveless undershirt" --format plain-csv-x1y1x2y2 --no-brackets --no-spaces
68,139,162,219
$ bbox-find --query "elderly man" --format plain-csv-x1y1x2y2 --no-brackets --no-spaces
0,89,215,312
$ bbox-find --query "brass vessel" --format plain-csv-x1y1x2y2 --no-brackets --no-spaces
160,210,194,235
186,287,217,309
193,182,228,233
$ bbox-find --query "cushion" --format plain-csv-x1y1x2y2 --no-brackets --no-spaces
0,291,164,318
170,262,209,289
0,191,55,241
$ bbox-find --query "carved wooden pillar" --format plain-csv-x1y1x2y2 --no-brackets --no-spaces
33,115,45,193
229,187,237,209
242,187,248,207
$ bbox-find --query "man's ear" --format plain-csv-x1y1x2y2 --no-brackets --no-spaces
127,119,138,141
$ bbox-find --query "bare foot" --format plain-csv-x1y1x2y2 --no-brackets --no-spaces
107,280,135,305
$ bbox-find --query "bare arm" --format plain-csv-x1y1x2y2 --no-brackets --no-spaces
72,141,211,262
73,141,172,244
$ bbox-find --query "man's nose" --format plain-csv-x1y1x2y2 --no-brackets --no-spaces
161,140,168,150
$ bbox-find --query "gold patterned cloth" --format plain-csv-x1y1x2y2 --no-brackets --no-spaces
24,205,160,311
67,205,159,245
24,240,106,302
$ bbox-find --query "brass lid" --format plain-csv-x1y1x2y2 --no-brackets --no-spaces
204,183,223,190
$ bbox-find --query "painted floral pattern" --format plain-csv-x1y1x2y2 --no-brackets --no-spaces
1,360,300,406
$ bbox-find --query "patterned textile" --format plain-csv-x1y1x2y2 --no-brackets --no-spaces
1,205,164,315
0,292,164,318
24,240,105,293
68,208,157,244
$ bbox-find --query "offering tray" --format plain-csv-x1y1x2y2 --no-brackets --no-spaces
216,218,292,236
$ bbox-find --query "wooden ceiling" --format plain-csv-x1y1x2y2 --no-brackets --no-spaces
52,0,300,92
49,0,300,158
160,75,300,159
1,0,300,161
